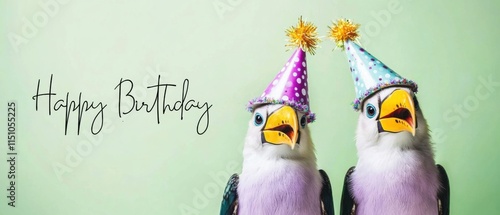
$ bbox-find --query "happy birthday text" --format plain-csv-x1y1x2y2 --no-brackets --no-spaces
32,74,212,135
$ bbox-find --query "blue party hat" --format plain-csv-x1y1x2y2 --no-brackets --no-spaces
329,19,417,110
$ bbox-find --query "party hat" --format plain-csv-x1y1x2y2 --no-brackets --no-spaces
329,19,418,111
247,17,319,123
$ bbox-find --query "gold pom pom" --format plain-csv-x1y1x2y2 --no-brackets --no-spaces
328,19,360,50
286,16,320,55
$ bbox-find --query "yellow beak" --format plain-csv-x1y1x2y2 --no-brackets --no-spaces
378,89,416,136
262,106,299,149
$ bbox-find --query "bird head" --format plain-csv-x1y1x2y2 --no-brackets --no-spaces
243,104,315,160
356,87,429,150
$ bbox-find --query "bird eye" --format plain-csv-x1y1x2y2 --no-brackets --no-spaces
366,103,377,119
254,113,264,126
300,115,307,128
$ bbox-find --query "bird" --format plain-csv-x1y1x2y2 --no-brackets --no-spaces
328,19,450,215
220,17,334,215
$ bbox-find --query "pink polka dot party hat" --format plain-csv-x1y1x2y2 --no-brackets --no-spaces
247,17,319,123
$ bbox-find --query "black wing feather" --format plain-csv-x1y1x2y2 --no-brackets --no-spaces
437,164,450,215
340,166,356,215
220,174,239,215
319,169,334,215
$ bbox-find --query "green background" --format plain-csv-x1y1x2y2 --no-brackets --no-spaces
1,0,499,214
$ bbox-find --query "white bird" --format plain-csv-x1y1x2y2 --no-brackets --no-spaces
222,104,333,215
220,17,334,215
341,87,449,215
327,19,450,215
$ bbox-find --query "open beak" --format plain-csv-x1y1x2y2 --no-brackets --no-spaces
378,89,416,136
261,106,299,149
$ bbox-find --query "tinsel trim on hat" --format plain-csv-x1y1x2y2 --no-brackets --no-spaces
247,97,316,123
352,79,418,111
